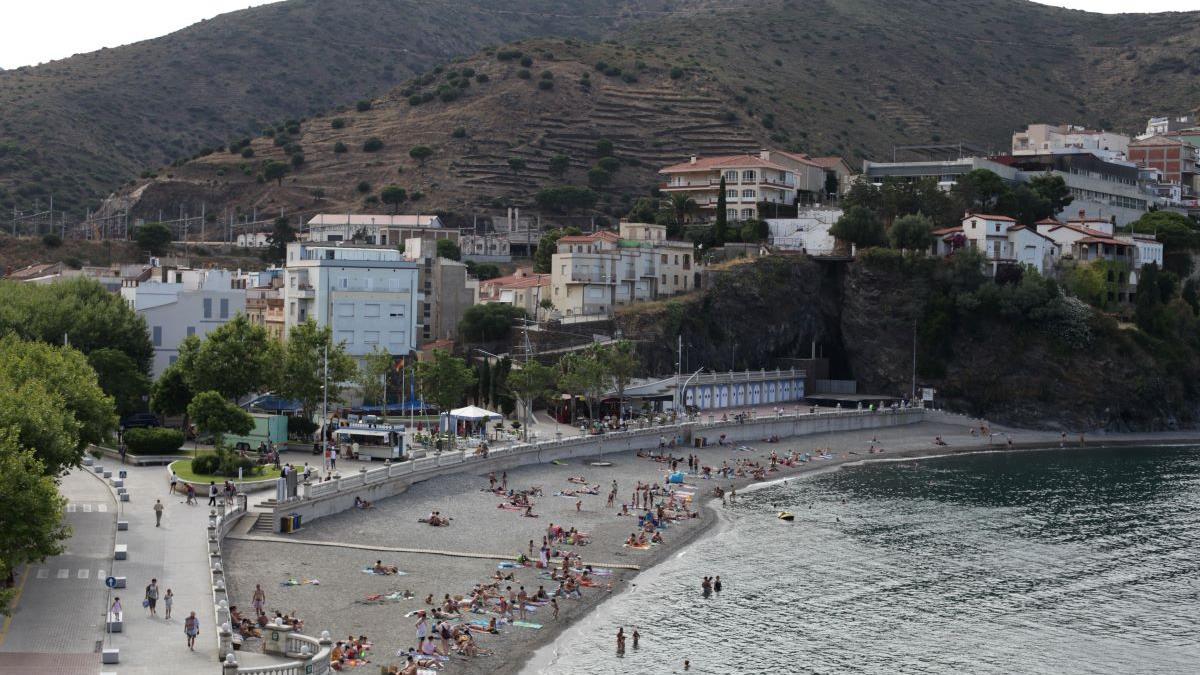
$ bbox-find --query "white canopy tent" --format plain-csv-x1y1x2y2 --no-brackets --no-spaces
441,405,504,437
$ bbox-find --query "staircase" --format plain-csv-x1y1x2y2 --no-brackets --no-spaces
250,513,275,534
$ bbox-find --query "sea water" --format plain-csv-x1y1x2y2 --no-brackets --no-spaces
525,446,1200,674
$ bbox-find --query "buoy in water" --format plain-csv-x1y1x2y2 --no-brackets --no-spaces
777,512,795,521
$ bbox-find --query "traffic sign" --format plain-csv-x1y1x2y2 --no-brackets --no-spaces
105,576,118,589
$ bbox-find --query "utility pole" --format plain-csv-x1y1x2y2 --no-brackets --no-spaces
911,319,917,403
322,342,329,464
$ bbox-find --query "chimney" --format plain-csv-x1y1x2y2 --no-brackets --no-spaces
760,149,770,161
689,155,697,165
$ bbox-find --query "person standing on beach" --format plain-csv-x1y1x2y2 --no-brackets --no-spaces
252,584,266,616
154,499,164,527
518,586,528,620
714,576,722,593
551,598,559,620
632,627,640,649
415,612,428,644
616,627,625,655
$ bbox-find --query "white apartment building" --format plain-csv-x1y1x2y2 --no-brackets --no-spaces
1012,124,1129,161
958,214,1060,276
659,150,828,221
120,268,247,377
304,214,449,247
549,222,699,319
282,242,420,359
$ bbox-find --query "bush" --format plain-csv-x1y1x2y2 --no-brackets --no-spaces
356,99,372,112
475,73,489,83
517,69,532,80
670,66,684,79
538,79,554,90
357,180,371,193
241,146,255,158
452,127,467,138
331,118,346,129
363,137,384,152
288,416,318,437
461,67,475,78
597,156,620,173
334,141,348,153
41,233,62,248
125,427,185,455
190,454,219,474
408,95,423,106
520,56,533,67
63,257,82,269
595,139,614,156
291,153,305,168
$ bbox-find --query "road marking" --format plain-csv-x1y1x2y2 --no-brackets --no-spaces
36,568,48,580
97,504,108,513
56,569,69,579
77,569,89,579
82,504,92,513
98,569,106,580
0,565,31,648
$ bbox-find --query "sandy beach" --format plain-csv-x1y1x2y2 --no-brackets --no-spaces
223,411,1200,674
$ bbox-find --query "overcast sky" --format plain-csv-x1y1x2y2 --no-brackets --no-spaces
1,0,1198,70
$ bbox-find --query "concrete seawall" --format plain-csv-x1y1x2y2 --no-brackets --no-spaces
263,408,925,532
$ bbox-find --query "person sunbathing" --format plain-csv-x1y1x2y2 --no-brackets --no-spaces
523,505,536,518
354,496,373,509
626,533,638,546
651,531,665,544
567,476,587,484
373,560,399,575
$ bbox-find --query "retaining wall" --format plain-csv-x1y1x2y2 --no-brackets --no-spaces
265,408,924,532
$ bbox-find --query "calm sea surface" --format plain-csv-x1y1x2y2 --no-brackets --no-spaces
525,446,1200,674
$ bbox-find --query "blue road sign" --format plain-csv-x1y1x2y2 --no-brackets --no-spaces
105,576,117,589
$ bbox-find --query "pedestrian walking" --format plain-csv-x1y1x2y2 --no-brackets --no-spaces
252,584,266,615
169,470,178,495
207,481,217,506
154,499,164,527
185,483,196,505
184,611,199,650
145,578,159,616
551,598,559,620
109,597,122,616
517,586,528,621
164,588,174,619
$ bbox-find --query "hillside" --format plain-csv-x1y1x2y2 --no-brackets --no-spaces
0,0,682,215
109,0,1200,225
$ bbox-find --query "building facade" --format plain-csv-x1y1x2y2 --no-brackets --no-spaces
402,238,478,344
659,150,827,221
549,222,699,319
1012,124,1129,160
304,214,451,247
1128,136,1199,197
479,267,551,318
120,268,247,377
282,243,420,359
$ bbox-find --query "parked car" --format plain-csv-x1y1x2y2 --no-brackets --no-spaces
119,413,161,429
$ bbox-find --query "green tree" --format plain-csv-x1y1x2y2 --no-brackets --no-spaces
182,315,274,401
363,137,384,152
557,349,607,421
135,222,173,256
416,349,475,411
830,205,886,249
739,218,769,243
951,169,1008,213
1065,263,1107,307
150,361,193,426
278,321,356,419
587,166,612,187
87,348,151,417
1028,173,1073,214
0,431,69,615
714,176,729,243
1135,262,1170,335
889,213,935,251
458,304,526,342
380,186,407,214
409,146,433,165
357,346,394,409
436,238,461,261
548,154,570,177
598,341,639,419
995,184,1053,225
1130,211,1200,277
842,178,882,213
595,139,614,156
466,262,501,280
533,227,581,273
507,360,557,434
667,193,698,226
264,216,295,264
262,160,288,186
187,390,253,447
0,279,153,372
0,337,117,474
507,158,527,173
534,186,597,213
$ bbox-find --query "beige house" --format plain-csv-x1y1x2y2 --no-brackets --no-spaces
659,150,828,221
479,267,551,318
548,222,700,319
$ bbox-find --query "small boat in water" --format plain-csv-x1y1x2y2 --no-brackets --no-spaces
777,512,795,521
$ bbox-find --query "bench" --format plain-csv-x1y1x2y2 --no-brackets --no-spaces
111,576,127,588
106,611,123,633
101,648,119,664
111,478,124,488
117,520,128,531
120,493,130,502
114,544,127,560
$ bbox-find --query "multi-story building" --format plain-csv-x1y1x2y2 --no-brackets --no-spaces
282,242,420,360
459,231,513,262
243,269,286,342
1012,124,1129,160
1142,111,1198,138
1128,136,1199,197
120,268,247,376
304,214,451,247
954,214,1060,276
479,267,551,318
658,150,827,221
549,222,699,319
402,238,478,344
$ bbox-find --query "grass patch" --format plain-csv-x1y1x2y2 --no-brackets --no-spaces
169,457,281,484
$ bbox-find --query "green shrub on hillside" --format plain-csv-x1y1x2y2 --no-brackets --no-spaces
356,99,372,112
331,118,346,129
363,137,384,152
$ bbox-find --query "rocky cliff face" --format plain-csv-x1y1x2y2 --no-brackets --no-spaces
617,256,1199,431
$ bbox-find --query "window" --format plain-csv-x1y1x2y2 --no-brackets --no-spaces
363,331,380,345
742,189,756,199
364,304,380,318
741,208,753,218
336,303,354,318
203,298,212,319
389,331,407,346
186,326,196,337
674,275,679,285
336,330,354,344
661,274,667,284
389,278,402,292
152,326,162,346
661,254,668,263
726,189,737,198
169,355,177,365
674,255,679,265
219,298,229,319
727,209,738,219
742,170,756,181
724,170,737,181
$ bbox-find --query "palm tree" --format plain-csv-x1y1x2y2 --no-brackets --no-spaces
666,193,698,226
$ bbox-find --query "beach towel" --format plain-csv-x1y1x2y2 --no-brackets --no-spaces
497,561,528,570
551,459,568,465
622,543,651,550
511,621,543,629
358,592,411,604
496,504,525,511
280,578,319,586
361,568,407,576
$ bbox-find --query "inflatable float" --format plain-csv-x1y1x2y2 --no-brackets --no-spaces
777,512,795,521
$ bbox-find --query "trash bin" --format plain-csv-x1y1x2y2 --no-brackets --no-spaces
118,470,128,479
291,513,302,530
280,516,293,534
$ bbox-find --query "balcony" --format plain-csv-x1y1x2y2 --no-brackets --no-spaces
566,274,617,285
293,283,315,299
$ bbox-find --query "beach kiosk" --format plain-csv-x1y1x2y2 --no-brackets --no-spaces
333,422,406,461
441,405,503,439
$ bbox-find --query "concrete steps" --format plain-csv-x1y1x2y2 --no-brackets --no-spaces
251,513,275,534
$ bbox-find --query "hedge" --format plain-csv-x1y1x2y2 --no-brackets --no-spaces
124,427,185,455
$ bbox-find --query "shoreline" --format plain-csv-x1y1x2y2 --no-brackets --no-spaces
222,413,1200,675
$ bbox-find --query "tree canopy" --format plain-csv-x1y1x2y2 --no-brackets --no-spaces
436,238,461,261
416,349,475,411
0,430,69,615
135,222,173,256
178,314,275,401
381,185,408,214
533,227,581,273
264,216,295,264
357,346,394,408
830,205,886,249
889,213,935,251
277,320,356,418
187,390,254,446
535,186,598,213
87,348,151,417
458,304,526,343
